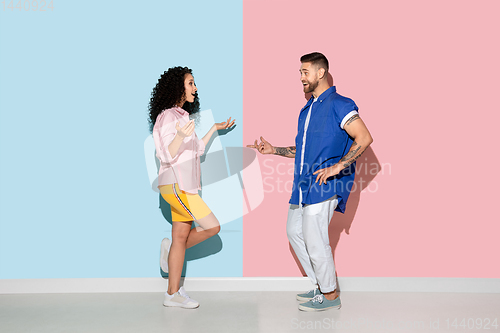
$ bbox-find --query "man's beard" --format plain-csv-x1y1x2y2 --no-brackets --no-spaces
304,79,319,93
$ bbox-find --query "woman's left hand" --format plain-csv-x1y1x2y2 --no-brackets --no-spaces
215,117,236,130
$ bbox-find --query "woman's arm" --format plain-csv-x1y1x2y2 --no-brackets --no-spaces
201,124,217,147
201,117,236,147
168,120,195,158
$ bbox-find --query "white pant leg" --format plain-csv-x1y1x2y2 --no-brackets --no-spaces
302,196,338,293
286,204,318,286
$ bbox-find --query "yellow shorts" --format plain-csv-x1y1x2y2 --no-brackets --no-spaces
159,183,212,222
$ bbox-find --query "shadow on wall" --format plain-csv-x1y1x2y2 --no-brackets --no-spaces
329,146,380,261
159,196,223,278
289,147,380,279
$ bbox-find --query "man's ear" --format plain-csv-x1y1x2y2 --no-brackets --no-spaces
318,68,326,80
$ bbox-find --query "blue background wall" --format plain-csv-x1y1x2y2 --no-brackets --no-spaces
0,0,243,278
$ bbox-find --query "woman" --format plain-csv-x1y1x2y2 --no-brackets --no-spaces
148,66,235,309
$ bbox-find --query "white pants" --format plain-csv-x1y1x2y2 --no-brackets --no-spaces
286,194,338,293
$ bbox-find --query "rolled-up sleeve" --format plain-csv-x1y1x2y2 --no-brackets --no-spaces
196,138,206,157
154,112,177,163
334,98,359,129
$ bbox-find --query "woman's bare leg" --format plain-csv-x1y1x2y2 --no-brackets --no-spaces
167,213,220,294
185,212,220,249
167,221,192,295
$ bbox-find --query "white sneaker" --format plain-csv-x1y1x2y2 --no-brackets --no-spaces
160,238,171,273
163,287,200,309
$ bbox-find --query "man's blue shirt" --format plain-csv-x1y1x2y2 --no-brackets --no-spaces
289,86,358,213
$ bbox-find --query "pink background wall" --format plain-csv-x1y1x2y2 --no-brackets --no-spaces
243,0,500,278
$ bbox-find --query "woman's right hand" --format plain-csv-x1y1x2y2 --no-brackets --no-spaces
175,120,195,138
215,117,236,130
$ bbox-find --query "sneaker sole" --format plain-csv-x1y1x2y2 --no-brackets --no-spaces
298,303,341,312
160,259,169,274
160,238,171,273
296,295,313,302
163,301,199,309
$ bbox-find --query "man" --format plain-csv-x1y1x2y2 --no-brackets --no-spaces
248,52,373,311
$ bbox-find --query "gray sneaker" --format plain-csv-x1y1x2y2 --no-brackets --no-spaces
296,288,322,302
298,294,341,312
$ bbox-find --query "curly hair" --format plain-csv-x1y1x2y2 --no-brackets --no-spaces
148,66,200,132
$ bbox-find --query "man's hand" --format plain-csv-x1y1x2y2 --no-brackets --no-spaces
247,136,274,154
215,117,236,130
175,120,195,138
313,164,342,185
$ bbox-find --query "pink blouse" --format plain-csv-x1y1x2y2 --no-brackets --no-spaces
152,106,206,194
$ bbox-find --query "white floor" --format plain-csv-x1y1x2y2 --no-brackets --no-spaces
1,291,499,333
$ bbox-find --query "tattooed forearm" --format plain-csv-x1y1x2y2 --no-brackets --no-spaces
274,146,296,157
339,139,367,168
274,147,289,156
340,146,362,162
344,114,360,127
343,151,363,168
337,114,374,170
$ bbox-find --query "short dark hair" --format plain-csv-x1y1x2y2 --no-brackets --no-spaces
300,52,329,72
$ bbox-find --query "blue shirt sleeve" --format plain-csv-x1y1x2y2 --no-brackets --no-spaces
333,97,359,129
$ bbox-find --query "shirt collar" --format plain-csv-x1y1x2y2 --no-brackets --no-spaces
301,86,337,111
316,86,336,102
172,106,188,116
